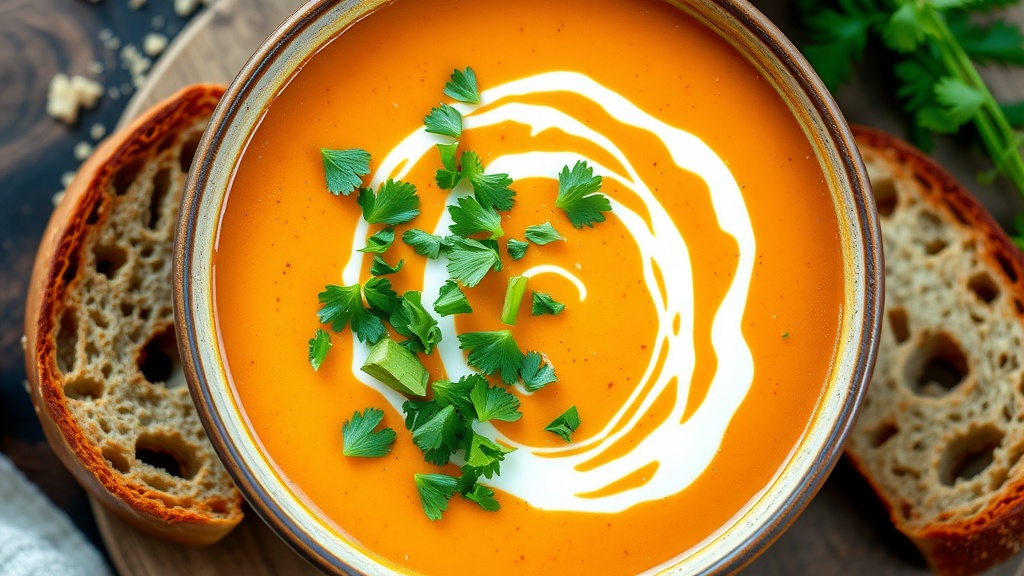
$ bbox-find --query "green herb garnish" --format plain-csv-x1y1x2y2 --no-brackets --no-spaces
307,328,332,371
414,473,458,521
390,291,442,354
320,148,370,196
458,330,524,384
445,236,502,287
363,277,401,316
556,160,612,229
370,255,404,276
424,103,463,138
449,195,503,238
435,142,462,189
520,351,557,391
531,291,565,316
506,238,529,260
342,408,397,457
444,67,480,104
433,280,473,316
358,226,395,254
470,378,522,422
402,228,444,259
358,179,421,225
500,275,528,325
545,406,581,443
317,283,386,344
460,150,516,210
525,222,563,245
360,337,429,396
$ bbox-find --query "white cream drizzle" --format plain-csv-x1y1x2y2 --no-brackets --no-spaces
341,71,755,513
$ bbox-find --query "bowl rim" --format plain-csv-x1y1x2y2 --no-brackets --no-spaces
174,0,883,573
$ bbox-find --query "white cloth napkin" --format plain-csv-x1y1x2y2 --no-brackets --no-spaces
0,452,112,576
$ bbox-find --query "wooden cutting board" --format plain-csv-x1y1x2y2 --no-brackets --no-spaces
96,0,1024,574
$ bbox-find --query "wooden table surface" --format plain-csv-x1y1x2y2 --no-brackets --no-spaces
4,0,1024,574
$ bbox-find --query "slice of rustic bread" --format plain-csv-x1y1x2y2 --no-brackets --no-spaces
848,125,1024,576
23,84,243,545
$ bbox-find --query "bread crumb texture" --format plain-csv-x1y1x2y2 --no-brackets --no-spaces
850,127,1024,576
47,74,103,125
50,101,239,525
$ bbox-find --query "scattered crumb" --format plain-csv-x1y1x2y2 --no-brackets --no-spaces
47,74,103,124
151,15,165,30
52,190,66,207
99,28,121,51
174,0,201,17
60,171,76,188
107,86,122,100
20,336,27,351
143,33,168,58
87,60,104,76
73,141,94,161
128,0,147,9
89,123,107,141
120,82,133,96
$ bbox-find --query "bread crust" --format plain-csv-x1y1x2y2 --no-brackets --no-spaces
849,125,1024,576
23,84,243,546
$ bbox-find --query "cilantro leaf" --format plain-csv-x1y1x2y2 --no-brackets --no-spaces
556,161,612,229
370,254,404,276
545,406,581,443
320,148,370,196
317,284,386,344
520,351,557,391
463,483,500,512
448,195,503,238
464,432,515,479
951,14,1024,65
308,328,332,371
358,226,395,254
882,3,927,53
402,399,441,432
532,291,565,316
390,291,442,354
444,67,480,104
524,222,564,245
403,228,444,259
800,0,885,90
358,180,420,224
458,330,524,384
445,236,502,287
470,378,522,422
424,104,462,138
433,280,473,316
460,151,515,210
414,473,458,521
410,404,466,465
933,76,985,127
342,408,396,457
507,239,528,260
363,277,401,316
435,142,462,189
431,375,480,417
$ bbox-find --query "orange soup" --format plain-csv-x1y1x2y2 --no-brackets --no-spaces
214,0,844,573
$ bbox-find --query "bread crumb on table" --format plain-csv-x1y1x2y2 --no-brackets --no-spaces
73,142,94,161
143,33,168,58
46,74,103,125
89,123,107,141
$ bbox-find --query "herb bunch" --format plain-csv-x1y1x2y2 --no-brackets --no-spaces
800,0,1024,197
309,68,606,520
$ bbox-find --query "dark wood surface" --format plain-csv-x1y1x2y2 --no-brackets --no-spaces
3,0,1024,574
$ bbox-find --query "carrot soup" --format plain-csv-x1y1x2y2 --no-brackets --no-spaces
213,0,845,573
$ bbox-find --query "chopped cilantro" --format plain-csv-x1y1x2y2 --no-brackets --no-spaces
532,291,565,316
410,404,466,466
524,222,563,245
320,148,370,196
431,375,479,416
341,408,396,457
500,275,528,326
545,406,581,442
470,378,522,422
370,255,404,276
445,236,502,287
390,291,442,354
414,473,458,521
424,103,462,138
463,482,501,512
444,67,480,104
435,142,462,189
556,160,612,229
520,351,557,391
402,228,444,259
506,238,528,260
460,151,515,210
357,226,395,254
433,280,473,316
402,399,440,432
317,283,386,344
464,432,515,479
307,328,331,371
458,330,524,384
357,179,420,225
363,277,401,316
448,195,503,238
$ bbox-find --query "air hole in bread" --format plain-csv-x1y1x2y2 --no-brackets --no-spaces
997,251,1019,283
90,309,108,330
155,132,177,154
209,499,228,514
56,307,79,374
113,157,146,197
939,425,1003,486
137,325,184,388
872,177,898,216
135,434,195,480
923,238,948,255
64,376,103,400
179,133,202,174
103,445,130,474
140,245,154,259
968,272,1000,304
62,250,80,285
868,422,899,448
888,307,910,344
86,199,103,225
149,167,172,229
905,332,969,397
94,244,128,280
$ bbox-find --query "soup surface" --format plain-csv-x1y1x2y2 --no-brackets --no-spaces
214,0,845,572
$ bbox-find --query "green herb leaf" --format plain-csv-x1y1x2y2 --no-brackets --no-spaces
470,378,522,422
933,76,985,126
390,291,442,354
464,432,515,479
435,142,462,189
308,328,332,371
414,473,458,521
444,67,480,104
358,226,395,254
410,404,464,453
458,330,524,384
800,0,885,91
524,222,564,245
403,228,444,259
433,280,473,316
531,291,565,316
370,254,404,276
448,195,503,238
556,160,612,229
520,351,557,391
320,148,370,196
360,337,429,396
882,3,927,53
317,284,386,344
342,408,396,457
363,277,401,316
431,375,481,417
545,406,581,443
424,103,463,138
445,236,502,287
460,151,516,210
463,482,500,512
402,399,441,432
358,179,421,225
507,239,528,260
500,275,528,325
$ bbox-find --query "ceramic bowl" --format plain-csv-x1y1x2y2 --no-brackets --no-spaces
175,0,882,573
